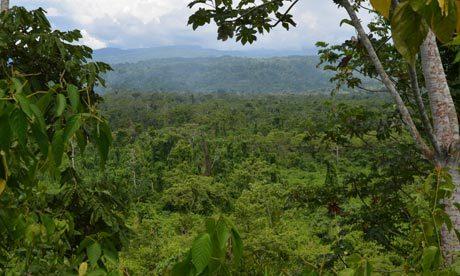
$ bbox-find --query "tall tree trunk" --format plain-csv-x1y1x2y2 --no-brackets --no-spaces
420,30,459,151
1,0,9,12
339,0,433,160
341,0,460,263
420,30,460,263
441,158,460,264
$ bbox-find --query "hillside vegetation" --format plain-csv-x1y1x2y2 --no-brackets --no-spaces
90,92,443,274
103,56,335,93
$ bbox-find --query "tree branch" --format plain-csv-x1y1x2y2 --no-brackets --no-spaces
339,0,433,160
408,63,442,158
271,0,300,27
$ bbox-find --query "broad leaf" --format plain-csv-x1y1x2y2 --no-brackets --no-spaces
63,115,82,141
87,242,102,265
191,233,212,274
67,84,80,112
0,179,6,196
422,246,439,271
55,93,66,117
51,129,65,167
391,2,429,63
370,0,392,18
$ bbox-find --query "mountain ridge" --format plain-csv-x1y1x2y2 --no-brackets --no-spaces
93,45,317,64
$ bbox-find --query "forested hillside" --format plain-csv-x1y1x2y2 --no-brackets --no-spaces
4,1,460,275
103,56,336,93
93,45,313,64
87,92,444,274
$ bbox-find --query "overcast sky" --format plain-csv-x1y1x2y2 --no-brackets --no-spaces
11,0,373,51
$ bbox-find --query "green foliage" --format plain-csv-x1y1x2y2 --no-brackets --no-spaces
0,7,127,274
104,56,335,93
172,216,243,275
187,0,297,44
95,91,458,274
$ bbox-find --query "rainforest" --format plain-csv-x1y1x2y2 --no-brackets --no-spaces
2,0,460,275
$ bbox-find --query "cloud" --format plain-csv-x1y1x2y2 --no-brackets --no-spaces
11,0,373,50
80,30,107,49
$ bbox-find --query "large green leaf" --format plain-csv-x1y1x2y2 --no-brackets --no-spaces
51,129,65,167
231,228,243,264
63,114,82,141
67,84,80,112
94,121,112,167
30,103,46,131
87,242,102,265
31,123,50,156
391,2,429,63
422,246,439,271
55,93,66,117
216,219,230,250
11,109,28,147
191,233,212,274
16,94,33,119
370,0,392,18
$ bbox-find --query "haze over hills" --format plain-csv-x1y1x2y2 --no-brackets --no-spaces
95,45,340,94
93,45,316,64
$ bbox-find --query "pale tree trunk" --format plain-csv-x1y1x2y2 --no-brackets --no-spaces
420,30,460,263
1,0,9,12
340,0,460,264
420,31,459,150
339,0,433,160
442,157,460,264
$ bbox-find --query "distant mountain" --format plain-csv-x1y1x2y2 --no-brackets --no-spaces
102,55,336,93
94,45,316,64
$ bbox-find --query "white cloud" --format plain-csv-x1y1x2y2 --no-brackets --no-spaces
80,29,107,49
11,0,373,50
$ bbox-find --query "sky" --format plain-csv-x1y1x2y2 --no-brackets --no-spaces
11,0,373,51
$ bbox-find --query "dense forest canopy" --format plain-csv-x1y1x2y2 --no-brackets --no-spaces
3,0,460,275
103,56,338,93
93,45,313,64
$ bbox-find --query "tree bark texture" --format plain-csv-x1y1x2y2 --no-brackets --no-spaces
1,0,9,12
420,30,459,151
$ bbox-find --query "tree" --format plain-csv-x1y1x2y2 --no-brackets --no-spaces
1,0,8,12
0,7,120,273
187,0,460,263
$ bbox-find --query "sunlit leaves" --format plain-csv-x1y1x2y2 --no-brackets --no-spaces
368,0,460,60
391,2,429,64
0,179,6,196
191,233,212,274
370,0,392,18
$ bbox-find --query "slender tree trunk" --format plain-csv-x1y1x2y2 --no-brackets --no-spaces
201,139,212,176
341,0,460,262
420,30,460,263
340,0,433,159
1,0,9,12
408,63,442,157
